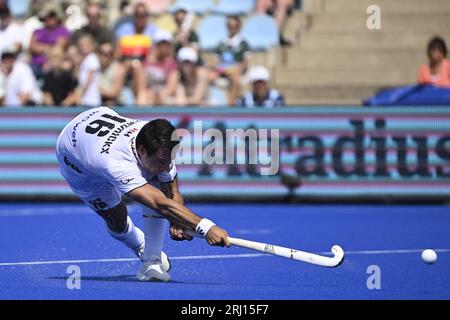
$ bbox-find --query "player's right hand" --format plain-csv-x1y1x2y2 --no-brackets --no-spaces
206,226,231,247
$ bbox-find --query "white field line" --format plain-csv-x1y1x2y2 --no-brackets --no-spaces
0,249,449,267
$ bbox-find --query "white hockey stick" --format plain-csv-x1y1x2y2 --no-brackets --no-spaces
185,231,345,268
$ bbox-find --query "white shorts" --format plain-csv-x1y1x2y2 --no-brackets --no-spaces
57,148,165,213
57,149,122,211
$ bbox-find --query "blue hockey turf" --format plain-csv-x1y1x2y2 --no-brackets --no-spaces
0,203,449,299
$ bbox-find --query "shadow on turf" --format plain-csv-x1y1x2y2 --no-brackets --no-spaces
47,276,331,288
47,275,226,285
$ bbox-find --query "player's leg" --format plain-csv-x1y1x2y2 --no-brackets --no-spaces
136,206,171,282
94,199,146,261
56,154,146,261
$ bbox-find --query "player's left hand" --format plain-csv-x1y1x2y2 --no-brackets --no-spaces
169,224,193,241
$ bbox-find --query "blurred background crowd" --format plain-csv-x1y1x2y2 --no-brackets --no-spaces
0,0,300,108
0,0,448,108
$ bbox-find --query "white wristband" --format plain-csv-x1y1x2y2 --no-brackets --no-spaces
195,218,216,237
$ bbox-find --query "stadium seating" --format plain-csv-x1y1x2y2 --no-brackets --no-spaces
211,0,256,16
7,0,30,17
170,0,215,15
196,15,228,51
242,15,279,50
208,86,228,106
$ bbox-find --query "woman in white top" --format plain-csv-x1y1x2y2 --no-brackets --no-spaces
175,47,209,106
77,34,101,107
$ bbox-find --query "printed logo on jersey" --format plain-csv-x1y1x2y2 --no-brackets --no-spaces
120,178,135,185
100,120,141,155
71,110,101,147
124,128,139,138
64,156,83,174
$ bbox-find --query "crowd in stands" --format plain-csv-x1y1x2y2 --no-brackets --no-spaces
0,0,297,108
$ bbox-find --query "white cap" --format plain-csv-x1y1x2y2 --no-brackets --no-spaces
177,47,198,63
153,29,173,44
248,66,270,82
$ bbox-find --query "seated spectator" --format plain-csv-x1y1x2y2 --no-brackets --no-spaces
0,70,4,105
0,50,42,107
42,47,78,106
417,37,450,88
133,0,171,16
98,42,127,106
257,0,295,46
71,2,114,46
76,34,101,107
144,29,178,105
0,2,23,56
29,2,71,78
115,1,159,62
236,65,285,107
173,7,198,55
175,47,209,106
21,0,44,53
209,15,251,105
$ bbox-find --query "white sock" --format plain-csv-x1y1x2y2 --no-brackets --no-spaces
142,215,167,262
107,216,144,251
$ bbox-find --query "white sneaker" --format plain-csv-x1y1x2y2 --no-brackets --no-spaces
134,244,171,273
161,251,171,272
136,259,171,282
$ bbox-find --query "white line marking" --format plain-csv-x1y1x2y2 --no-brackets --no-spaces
0,249,448,267
342,249,450,255
0,254,265,267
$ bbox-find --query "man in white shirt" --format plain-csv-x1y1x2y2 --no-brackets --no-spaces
1,51,42,107
0,4,23,56
56,107,230,282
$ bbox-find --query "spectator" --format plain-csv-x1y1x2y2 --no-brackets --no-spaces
21,0,44,53
115,1,158,62
0,2,23,56
144,29,178,105
76,34,101,107
417,37,450,88
98,42,127,106
42,47,78,106
175,47,209,106
0,50,42,107
71,2,114,46
257,0,295,46
0,70,5,105
29,2,71,78
173,7,198,54
236,66,285,107
209,15,251,105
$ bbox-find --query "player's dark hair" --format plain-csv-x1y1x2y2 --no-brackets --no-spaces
427,36,448,57
136,119,179,156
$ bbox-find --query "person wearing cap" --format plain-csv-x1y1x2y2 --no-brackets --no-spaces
236,66,285,108
29,2,71,78
175,47,209,106
0,50,43,107
0,2,23,57
144,29,178,105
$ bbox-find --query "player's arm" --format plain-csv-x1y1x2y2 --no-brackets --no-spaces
160,177,193,241
127,183,231,247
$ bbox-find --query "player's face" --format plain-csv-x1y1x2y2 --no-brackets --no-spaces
139,148,171,176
